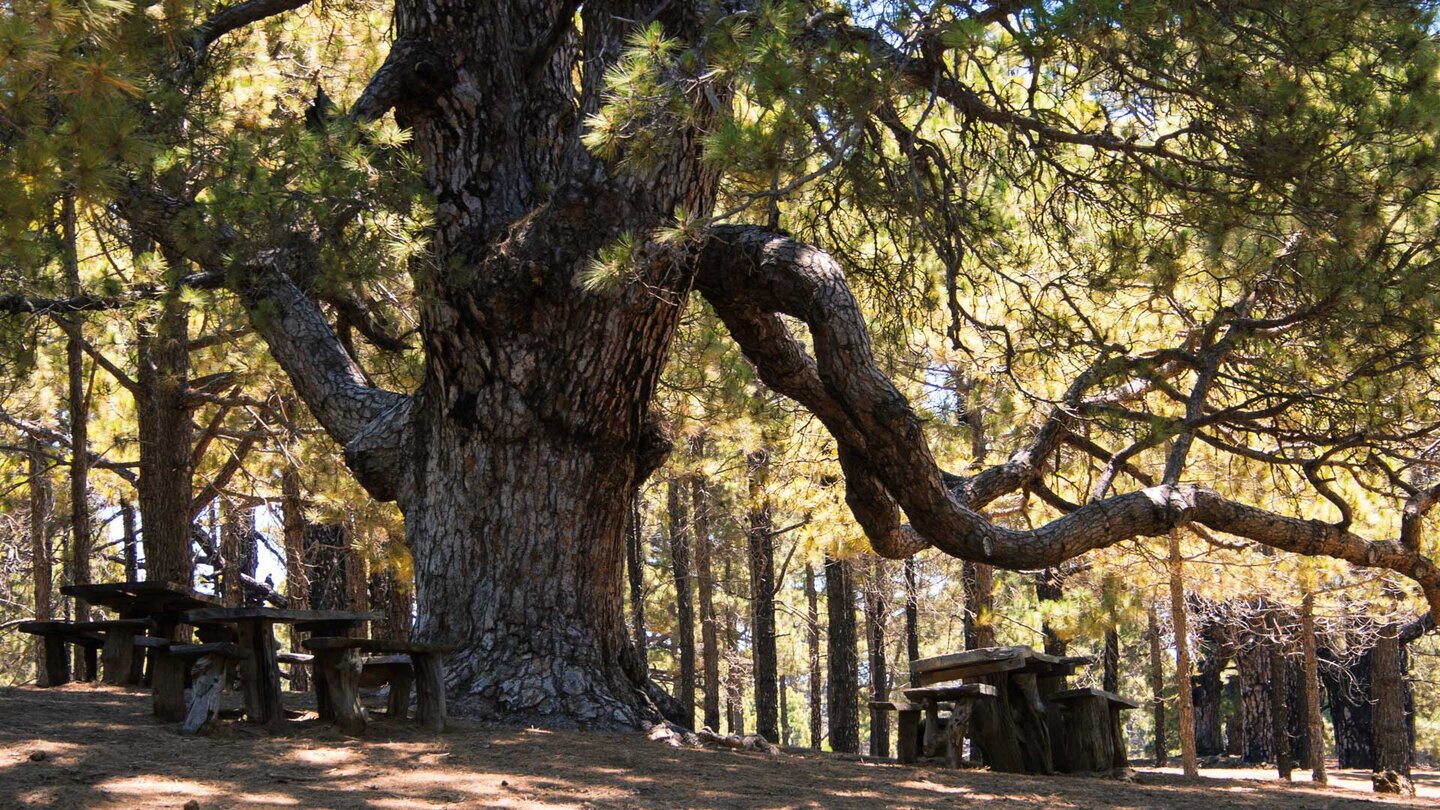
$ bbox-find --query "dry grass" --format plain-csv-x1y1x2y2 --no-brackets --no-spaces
1,683,1436,809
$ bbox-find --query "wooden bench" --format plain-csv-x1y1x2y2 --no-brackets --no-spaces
65,618,157,685
1048,687,1140,773
304,637,455,735
18,621,105,685
896,682,998,767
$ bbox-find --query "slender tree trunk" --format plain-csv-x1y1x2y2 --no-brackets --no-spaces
904,558,920,687
805,562,822,750
120,501,137,583
135,289,193,586
1371,622,1413,795
1269,644,1293,779
1103,628,1120,693
780,675,791,747
743,452,777,741
281,467,310,690
627,495,647,662
1147,605,1168,766
692,468,721,732
668,478,696,729
60,192,91,624
1035,568,1067,655
724,551,743,735
1168,529,1198,776
221,499,244,607
962,561,995,649
825,555,859,753
863,559,889,757
29,438,54,685
1302,594,1326,785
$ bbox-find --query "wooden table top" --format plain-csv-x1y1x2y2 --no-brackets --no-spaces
911,645,1092,684
62,581,221,615
178,607,378,626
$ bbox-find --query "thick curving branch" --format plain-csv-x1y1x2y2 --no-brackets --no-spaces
694,225,1440,619
118,187,412,501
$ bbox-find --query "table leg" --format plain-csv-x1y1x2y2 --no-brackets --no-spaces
41,633,70,687
152,620,187,720
897,708,921,764
101,631,134,686
318,647,366,736
237,620,285,727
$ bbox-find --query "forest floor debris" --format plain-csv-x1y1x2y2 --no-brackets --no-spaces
0,683,1435,809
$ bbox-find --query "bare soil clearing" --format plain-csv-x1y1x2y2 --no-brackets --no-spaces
1,684,1434,809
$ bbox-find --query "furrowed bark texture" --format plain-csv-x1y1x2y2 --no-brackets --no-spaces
825,556,860,753
136,292,195,585
693,468,721,732
29,439,53,685
668,478,696,729
745,452,778,742
805,562,823,749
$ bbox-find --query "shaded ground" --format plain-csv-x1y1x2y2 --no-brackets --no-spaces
1,684,1435,809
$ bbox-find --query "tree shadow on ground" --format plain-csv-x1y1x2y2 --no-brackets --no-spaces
0,685,1433,809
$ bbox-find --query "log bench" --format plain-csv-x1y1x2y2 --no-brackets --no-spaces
304,637,456,735
1048,687,1140,773
167,642,250,735
893,682,998,767
17,621,104,685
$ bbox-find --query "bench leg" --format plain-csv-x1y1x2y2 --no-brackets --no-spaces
387,668,414,719
897,709,920,764
152,621,187,720
413,653,446,733
81,645,98,682
101,631,134,686
236,620,285,728
319,648,366,736
1109,707,1128,769
40,634,70,687
946,701,976,768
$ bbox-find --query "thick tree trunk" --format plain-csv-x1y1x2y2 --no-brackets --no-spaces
805,562,822,750
1371,623,1413,795
1223,675,1244,756
962,561,995,649
1237,638,1275,763
29,438,54,685
135,291,194,586
627,495,647,661
904,558,920,687
1192,659,1227,757
744,452,778,742
863,559,889,757
825,555,860,753
692,468,721,732
668,478,696,729
1147,606,1168,766
1269,644,1293,779
1322,646,1373,768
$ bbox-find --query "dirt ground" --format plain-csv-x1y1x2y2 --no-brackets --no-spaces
1,684,1436,809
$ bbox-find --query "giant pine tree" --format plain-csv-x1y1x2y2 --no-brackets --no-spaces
6,0,1440,728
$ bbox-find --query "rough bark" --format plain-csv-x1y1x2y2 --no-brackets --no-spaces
1269,644,1293,779
1323,646,1373,768
120,501,137,583
744,453,777,742
135,291,195,586
1371,623,1413,795
60,192,92,625
1146,605,1168,766
862,559,889,757
805,562,822,750
962,561,995,649
668,477,696,730
1237,637,1275,763
1035,568,1067,656
825,555,860,753
1103,629,1119,693
692,467,721,732
369,567,414,641
221,500,245,607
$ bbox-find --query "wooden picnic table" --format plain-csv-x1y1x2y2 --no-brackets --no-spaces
62,581,222,710
909,645,1092,774
177,607,377,728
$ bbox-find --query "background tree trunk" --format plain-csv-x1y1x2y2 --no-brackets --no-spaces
1269,644,1293,779
825,555,859,753
962,561,995,649
1035,568,1067,655
120,501,137,583
1302,594,1327,785
1147,606,1168,766
863,559,889,757
1238,638,1275,763
135,290,193,586
744,452,777,741
1371,623,1413,795
1322,647,1374,768
627,496,647,662
60,192,92,627
281,467,310,690
806,562,822,750
668,478,696,729
904,558,920,687
692,469,720,732
1168,530,1199,776
29,438,54,685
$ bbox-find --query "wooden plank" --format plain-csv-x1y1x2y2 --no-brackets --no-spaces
181,607,377,626
303,636,457,654
903,682,998,702
1050,687,1141,709
277,652,314,664
168,642,247,659
911,646,1029,674
916,654,1025,686
62,582,220,614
